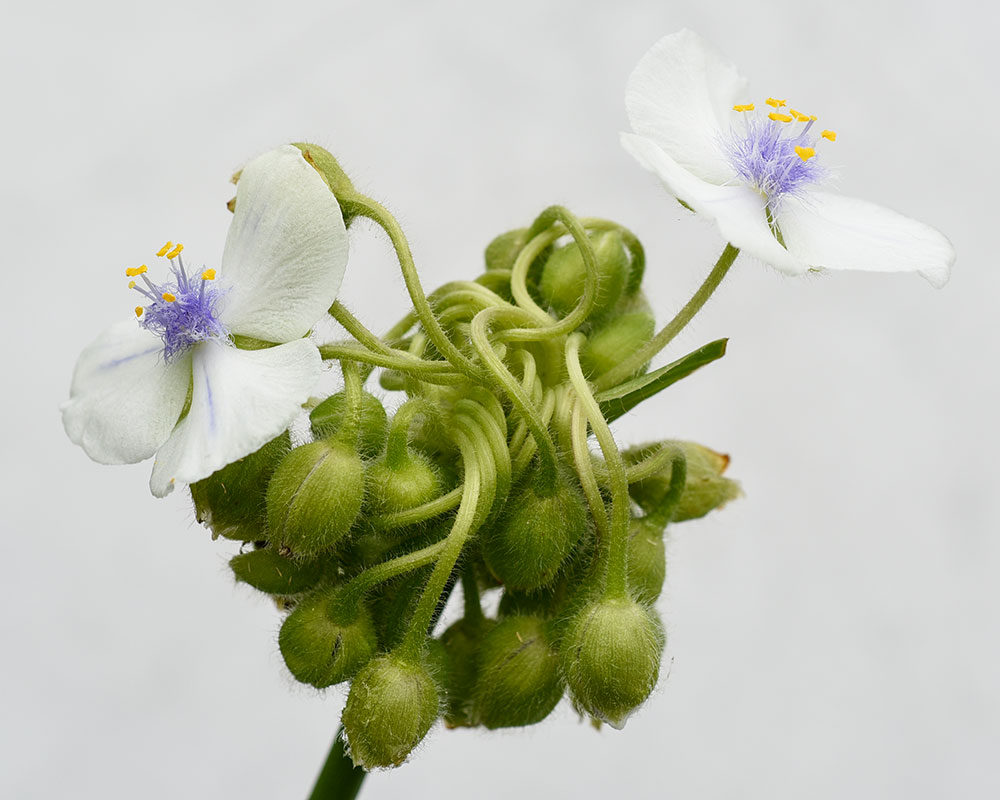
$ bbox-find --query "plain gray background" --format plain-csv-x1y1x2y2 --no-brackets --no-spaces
3,0,997,797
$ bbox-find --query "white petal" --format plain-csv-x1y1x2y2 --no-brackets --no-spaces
622,133,808,275
777,191,956,287
61,321,190,465
217,145,349,342
149,339,320,497
625,29,747,184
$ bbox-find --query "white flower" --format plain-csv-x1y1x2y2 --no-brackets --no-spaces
621,29,955,287
62,145,349,497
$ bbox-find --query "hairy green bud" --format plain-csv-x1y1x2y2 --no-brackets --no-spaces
342,654,440,769
310,390,388,459
580,311,655,378
367,450,442,516
628,441,741,522
278,588,377,688
190,432,290,541
439,616,497,727
474,615,563,729
562,597,664,728
266,440,364,557
482,474,588,591
538,230,629,319
229,545,326,596
626,517,667,604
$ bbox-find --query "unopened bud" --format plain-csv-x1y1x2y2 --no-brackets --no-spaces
229,545,326,596
538,230,629,319
580,311,655,378
439,616,497,727
266,440,364,556
626,517,667,604
473,615,564,729
367,450,442,516
342,654,440,769
562,597,664,728
628,441,741,522
310,390,388,459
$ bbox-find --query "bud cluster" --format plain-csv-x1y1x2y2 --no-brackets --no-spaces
186,146,740,770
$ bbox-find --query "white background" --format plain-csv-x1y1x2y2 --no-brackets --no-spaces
2,1,997,797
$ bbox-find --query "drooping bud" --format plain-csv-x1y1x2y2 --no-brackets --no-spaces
342,654,440,769
229,544,327,596
579,311,656,378
438,616,497,727
627,441,741,522
561,597,664,728
265,440,365,557
473,615,564,729
367,450,442,516
485,228,529,272
310,390,388,459
278,587,378,688
538,230,629,319
190,432,290,541
482,471,588,591
626,517,667,604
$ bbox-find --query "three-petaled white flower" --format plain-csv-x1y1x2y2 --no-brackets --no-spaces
621,29,955,286
62,145,349,497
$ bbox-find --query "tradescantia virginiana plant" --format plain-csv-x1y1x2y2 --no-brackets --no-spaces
61,29,953,800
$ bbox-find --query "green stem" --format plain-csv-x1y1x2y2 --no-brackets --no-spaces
369,485,463,530
339,194,483,382
594,243,739,391
306,725,365,800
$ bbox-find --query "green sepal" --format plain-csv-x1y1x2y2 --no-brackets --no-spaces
594,338,728,423
229,546,328,596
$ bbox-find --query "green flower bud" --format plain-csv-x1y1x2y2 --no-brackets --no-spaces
190,432,290,541
580,311,656,378
482,473,588,591
278,588,377,688
562,597,664,728
438,616,497,727
342,654,440,769
368,568,430,650
626,517,667,604
229,545,326,596
627,441,741,522
485,228,529,272
266,440,364,557
538,230,629,319
367,450,442,516
473,615,563,729
310,390,388,459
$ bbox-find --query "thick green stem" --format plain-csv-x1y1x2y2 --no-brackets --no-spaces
595,243,739,391
306,725,365,800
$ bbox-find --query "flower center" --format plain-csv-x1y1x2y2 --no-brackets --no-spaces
127,241,229,361
724,97,837,208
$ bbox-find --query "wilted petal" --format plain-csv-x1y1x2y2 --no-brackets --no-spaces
777,191,955,287
217,145,349,342
626,29,746,185
149,339,320,497
622,133,808,275
61,321,190,465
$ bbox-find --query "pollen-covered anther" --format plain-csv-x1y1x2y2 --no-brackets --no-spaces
768,112,793,123
789,109,811,122
128,281,137,289
165,244,184,260
125,265,148,277
765,97,787,108
156,241,174,257
733,103,755,112
135,306,144,317
162,292,176,303
795,145,816,161
201,269,217,281
822,129,837,141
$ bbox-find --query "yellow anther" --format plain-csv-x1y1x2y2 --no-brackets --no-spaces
789,109,811,122
768,112,793,123
733,103,755,112
766,97,787,108
809,115,817,121
125,265,148,277
128,280,136,289
165,243,184,260
822,129,837,141
162,292,176,302
795,145,816,161
156,241,174,257
135,306,144,317
201,268,216,281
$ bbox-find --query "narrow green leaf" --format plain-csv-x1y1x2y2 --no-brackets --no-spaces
594,338,728,423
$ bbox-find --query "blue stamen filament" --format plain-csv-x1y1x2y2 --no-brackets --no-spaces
126,243,229,361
